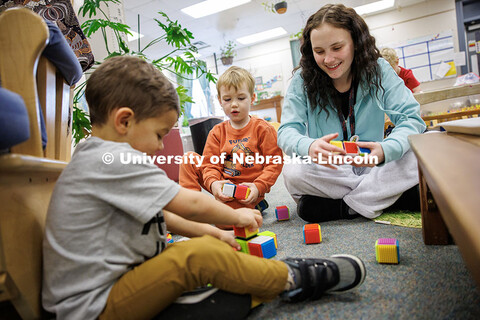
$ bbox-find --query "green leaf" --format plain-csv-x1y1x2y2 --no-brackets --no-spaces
72,105,92,146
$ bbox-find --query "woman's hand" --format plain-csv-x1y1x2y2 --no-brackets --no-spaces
354,141,385,167
308,133,345,169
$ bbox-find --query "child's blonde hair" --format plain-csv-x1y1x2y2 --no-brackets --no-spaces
380,47,399,69
216,66,255,97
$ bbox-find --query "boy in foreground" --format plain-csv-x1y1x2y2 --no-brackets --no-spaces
42,56,366,320
180,66,283,214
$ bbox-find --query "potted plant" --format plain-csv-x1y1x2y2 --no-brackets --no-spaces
261,1,288,14
220,40,237,66
72,0,216,145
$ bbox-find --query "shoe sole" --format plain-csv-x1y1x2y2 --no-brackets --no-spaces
329,254,366,293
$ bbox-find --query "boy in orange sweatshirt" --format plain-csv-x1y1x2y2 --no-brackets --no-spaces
180,66,283,214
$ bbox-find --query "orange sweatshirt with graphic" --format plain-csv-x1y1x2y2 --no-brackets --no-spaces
202,116,283,197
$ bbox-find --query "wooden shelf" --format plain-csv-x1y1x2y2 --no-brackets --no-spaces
414,83,480,105
252,95,283,122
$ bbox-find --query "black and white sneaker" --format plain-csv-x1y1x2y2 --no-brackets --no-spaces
281,254,366,302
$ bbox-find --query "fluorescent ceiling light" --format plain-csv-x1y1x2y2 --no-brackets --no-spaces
236,27,287,45
354,0,395,15
127,30,144,42
181,0,251,19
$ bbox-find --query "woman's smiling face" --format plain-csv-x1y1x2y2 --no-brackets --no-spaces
310,23,355,90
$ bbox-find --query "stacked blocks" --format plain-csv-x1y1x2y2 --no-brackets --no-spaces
258,231,278,249
235,238,250,254
247,236,277,259
329,141,371,155
303,224,322,244
275,205,290,221
234,226,259,240
222,183,251,200
375,238,400,264
235,229,277,258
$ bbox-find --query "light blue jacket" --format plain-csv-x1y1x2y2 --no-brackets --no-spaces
278,58,426,164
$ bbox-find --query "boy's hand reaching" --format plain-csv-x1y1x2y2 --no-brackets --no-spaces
217,229,241,250
238,182,259,205
234,207,262,231
211,180,235,202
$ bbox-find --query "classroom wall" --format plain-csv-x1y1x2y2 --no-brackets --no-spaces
205,0,459,94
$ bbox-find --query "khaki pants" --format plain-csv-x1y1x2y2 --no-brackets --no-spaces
99,235,288,320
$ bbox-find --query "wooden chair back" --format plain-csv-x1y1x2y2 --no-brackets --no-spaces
0,8,73,319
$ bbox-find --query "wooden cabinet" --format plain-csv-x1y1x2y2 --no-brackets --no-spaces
251,95,283,122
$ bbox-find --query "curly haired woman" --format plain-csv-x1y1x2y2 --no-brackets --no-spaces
278,4,426,222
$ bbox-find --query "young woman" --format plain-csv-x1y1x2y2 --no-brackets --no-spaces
278,4,426,222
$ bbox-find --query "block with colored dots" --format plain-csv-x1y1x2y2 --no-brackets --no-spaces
234,226,258,239
234,184,251,200
166,233,174,244
258,231,278,249
235,238,250,254
343,141,359,154
375,238,400,264
303,224,322,244
359,147,371,155
247,236,277,259
222,183,236,197
275,205,290,221
330,140,343,150
329,141,371,155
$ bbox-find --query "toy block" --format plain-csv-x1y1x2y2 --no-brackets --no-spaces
303,224,322,244
330,140,344,150
234,185,251,200
222,183,236,197
375,238,400,264
258,231,278,249
359,147,371,155
343,141,359,154
166,233,174,244
235,238,249,254
234,226,258,239
255,200,269,212
247,236,277,259
275,205,290,221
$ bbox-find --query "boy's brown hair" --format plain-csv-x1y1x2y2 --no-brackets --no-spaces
85,56,180,125
216,66,255,97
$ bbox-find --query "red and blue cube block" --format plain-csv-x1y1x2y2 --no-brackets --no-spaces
258,231,278,249
247,235,277,259
375,238,400,264
303,224,322,244
275,205,290,221
166,233,174,244
234,226,258,240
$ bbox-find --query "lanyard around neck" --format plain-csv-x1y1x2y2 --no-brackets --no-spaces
338,86,356,141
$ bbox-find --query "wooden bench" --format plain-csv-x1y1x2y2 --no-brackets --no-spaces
0,8,74,319
408,132,480,288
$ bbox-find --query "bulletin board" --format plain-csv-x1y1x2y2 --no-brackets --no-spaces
251,64,284,101
386,30,456,82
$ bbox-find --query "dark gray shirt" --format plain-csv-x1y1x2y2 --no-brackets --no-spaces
42,137,180,319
